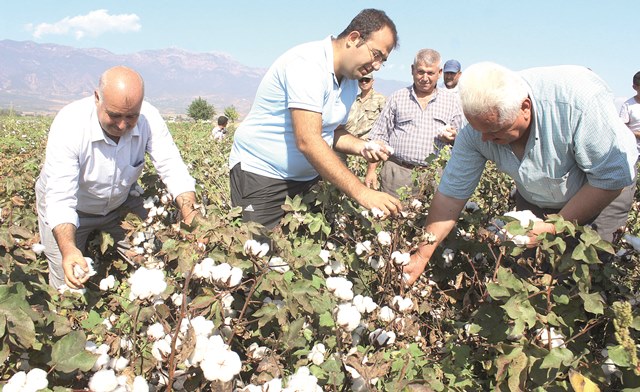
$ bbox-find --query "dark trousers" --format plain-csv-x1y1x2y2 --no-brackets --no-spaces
229,163,319,229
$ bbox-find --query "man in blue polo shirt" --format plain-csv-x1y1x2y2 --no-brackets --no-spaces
403,62,638,285
229,9,402,229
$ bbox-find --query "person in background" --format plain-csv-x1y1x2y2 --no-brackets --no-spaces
442,59,462,92
619,71,640,154
212,115,229,140
228,9,402,229
345,72,386,140
36,66,202,290
403,62,638,285
365,49,463,198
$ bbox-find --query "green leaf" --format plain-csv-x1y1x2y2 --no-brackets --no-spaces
631,316,640,331
607,345,631,367
319,311,335,327
50,330,99,372
502,295,536,328
579,292,604,315
497,266,524,292
540,347,574,369
80,310,103,330
99,231,115,254
486,283,511,299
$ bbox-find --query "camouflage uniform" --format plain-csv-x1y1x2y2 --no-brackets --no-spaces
344,90,386,139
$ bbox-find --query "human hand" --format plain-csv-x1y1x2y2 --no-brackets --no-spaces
525,221,556,247
364,171,379,190
356,188,402,217
402,251,430,286
62,250,91,289
361,140,394,163
438,125,457,143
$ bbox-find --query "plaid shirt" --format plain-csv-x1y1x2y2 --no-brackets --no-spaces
369,86,463,166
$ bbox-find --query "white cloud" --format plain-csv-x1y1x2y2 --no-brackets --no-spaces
27,9,141,40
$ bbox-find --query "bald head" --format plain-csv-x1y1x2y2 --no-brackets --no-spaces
95,66,145,141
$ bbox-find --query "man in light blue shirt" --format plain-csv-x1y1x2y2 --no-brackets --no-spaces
229,9,402,229
403,62,638,285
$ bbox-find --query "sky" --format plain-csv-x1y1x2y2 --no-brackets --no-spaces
1,1,639,102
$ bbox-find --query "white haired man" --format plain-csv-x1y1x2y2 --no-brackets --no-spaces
403,62,638,285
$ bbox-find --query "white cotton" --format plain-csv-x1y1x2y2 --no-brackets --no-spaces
221,293,234,309
442,248,455,267
171,293,183,306
377,231,392,246
128,267,167,301
369,328,396,347
504,210,541,227
268,257,290,273
190,316,215,337
110,356,129,372
131,376,149,392
391,251,410,266
352,295,377,314
355,241,372,256
378,306,395,323
536,327,565,348
89,369,119,392
151,339,172,362
363,141,382,152
200,345,242,382
368,256,385,270
193,257,216,279
324,258,345,276
335,303,361,332
85,340,98,353
248,343,269,360
360,210,370,218
58,284,87,296
31,243,46,255
23,368,49,391
210,263,232,282
73,257,97,280
318,249,331,264
307,343,326,366
326,276,352,292
227,266,243,287
283,366,322,392
143,197,155,210
391,296,414,312
410,199,423,209
147,322,165,340
4,371,27,392
244,239,269,257
370,208,385,219
186,335,210,366
99,275,116,291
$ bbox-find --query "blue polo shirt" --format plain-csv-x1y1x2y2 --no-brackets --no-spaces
438,65,638,208
229,36,358,181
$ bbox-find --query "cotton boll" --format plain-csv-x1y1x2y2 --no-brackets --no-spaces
31,243,46,255
190,316,215,337
355,241,372,256
227,267,243,287
369,329,396,347
504,210,541,227
131,376,149,392
370,208,385,219
248,343,269,360
324,258,345,275
377,231,392,246
318,249,330,264
368,256,385,271
536,327,565,348
23,368,49,391
99,275,116,291
89,369,119,392
391,296,414,312
151,339,172,362
410,199,423,209
442,248,455,267
307,343,326,366
244,239,269,257
391,251,410,266
73,257,97,280
110,356,129,372
352,294,378,314
268,257,290,273
335,303,361,332
147,322,166,340
128,267,167,301
200,347,242,382
378,306,395,323
284,366,322,392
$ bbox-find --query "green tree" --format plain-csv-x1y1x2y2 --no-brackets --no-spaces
224,105,239,122
187,97,215,121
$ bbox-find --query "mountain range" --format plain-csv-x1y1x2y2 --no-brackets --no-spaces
0,39,407,117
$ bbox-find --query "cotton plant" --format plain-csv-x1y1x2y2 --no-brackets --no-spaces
369,328,397,347
491,210,542,246
307,343,326,366
377,231,392,246
378,306,395,323
355,240,372,256
335,303,361,332
268,257,290,273
282,366,322,392
536,327,565,348
352,294,377,314
99,275,116,291
391,295,414,313
199,335,242,382
442,248,455,267
192,257,243,287
391,251,410,266
240,378,283,392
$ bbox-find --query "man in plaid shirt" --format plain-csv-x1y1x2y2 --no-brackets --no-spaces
366,48,463,198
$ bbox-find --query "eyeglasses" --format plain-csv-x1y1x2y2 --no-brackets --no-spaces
363,41,387,67
359,78,372,83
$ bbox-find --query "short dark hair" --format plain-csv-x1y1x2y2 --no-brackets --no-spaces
634,71,640,86
337,9,398,50
217,116,228,126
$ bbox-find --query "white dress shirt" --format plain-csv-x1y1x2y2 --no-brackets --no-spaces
36,96,196,229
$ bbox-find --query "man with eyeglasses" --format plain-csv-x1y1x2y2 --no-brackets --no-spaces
365,49,463,198
229,9,402,229
402,62,638,285
345,72,386,140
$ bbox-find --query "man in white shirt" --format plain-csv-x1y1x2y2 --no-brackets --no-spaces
620,71,640,153
36,66,201,290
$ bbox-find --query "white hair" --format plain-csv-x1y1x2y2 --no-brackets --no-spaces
413,48,440,67
458,62,528,126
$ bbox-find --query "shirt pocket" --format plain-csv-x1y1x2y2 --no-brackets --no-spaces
116,163,145,197
529,172,572,206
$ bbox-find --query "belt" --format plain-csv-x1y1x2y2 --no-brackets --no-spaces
389,157,419,170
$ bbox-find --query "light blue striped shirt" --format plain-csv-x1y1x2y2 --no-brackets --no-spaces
439,65,638,208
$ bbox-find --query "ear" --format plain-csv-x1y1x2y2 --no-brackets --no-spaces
521,97,532,120
94,90,100,105
347,31,362,48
